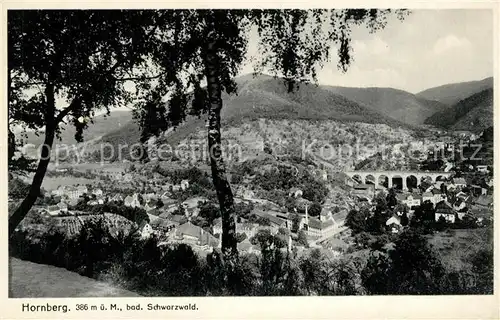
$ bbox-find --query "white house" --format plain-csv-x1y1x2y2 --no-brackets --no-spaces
288,187,303,198
175,222,218,250
386,215,402,234
124,194,141,208
435,201,456,223
110,194,124,203
431,188,446,205
422,192,433,204
402,193,422,209
476,165,489,173
456,191,470,202
303,206,336,238
42,203,69,216
453,177,467,190
77,185,88,195
453,199,467,212
138,220,154,239
92,188,103,197
180,179,190,191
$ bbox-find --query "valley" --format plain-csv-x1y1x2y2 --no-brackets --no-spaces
10,73,494,297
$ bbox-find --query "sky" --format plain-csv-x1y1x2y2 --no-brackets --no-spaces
22,8,494,118
240,9,494,94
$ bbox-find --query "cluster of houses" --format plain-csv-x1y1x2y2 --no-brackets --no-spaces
41,156,492,257
129,185,348,254
45,175,192,216
347,174,493,234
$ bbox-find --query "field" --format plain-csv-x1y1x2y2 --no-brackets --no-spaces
49,162,130,173
9,257,141,298
40,176,98,191
426,227,493,272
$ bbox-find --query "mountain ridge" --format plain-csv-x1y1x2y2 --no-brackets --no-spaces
416,76,493,106
424,88,493,132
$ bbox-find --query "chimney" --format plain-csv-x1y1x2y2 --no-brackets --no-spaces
288,234,292,252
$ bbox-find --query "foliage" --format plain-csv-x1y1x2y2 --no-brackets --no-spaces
235,232,247,243
308,201,322,217
296,230,309,248
11,216,491,296
171,204,186,216
345,207,370,234
8,10,162,234
72,202,149,225
230,173,243,185
290,213,302,233
234,202,254,220
10,8,410,256
8,177,32,200
362,229,447,294
254,164,329,203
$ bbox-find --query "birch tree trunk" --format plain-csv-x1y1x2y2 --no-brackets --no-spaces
9,84,56,236
204,40,238,263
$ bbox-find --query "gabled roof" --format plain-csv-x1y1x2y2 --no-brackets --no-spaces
396,194,406,202
386,215,401,226
411,194,423,201
308,217,334,230
320,208,331,217
332,210,348,223
200,232,218,247
167,214,187,224
47,205,60,211
176,222,217,247
422,192,433,197
138,220,150,230
475,195,493,207
177,222,201,238
454,177,467,185
252,209,287,226
237,238,252,251
353,184,374,190
213,217,222,227
431,188,442,195
57,202,68,208
435,201,454,214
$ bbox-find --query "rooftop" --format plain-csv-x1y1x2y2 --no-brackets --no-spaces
308,217,334,230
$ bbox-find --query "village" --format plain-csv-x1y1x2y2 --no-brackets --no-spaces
16,132,491,260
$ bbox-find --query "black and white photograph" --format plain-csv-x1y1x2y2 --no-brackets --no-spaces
7,7,495,303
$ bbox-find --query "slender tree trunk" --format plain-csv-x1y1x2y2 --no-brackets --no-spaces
204,40,238,263
9,84,56,236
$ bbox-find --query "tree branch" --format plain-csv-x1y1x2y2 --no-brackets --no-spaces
115,72,166,82
54,98,81,124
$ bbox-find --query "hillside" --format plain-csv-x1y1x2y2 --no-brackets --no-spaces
220,74,401,125
10,257,140,297
324,85,449,125
416,77,493,106
149,118,417,171
24,110,133,147
97,74,411,160
424,88,493,133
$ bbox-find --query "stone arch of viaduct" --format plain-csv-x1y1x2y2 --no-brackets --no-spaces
344,171,453,190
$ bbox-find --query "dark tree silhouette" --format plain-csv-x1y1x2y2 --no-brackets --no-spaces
9,10,409,266
134,9,409,266
8,10,160,235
